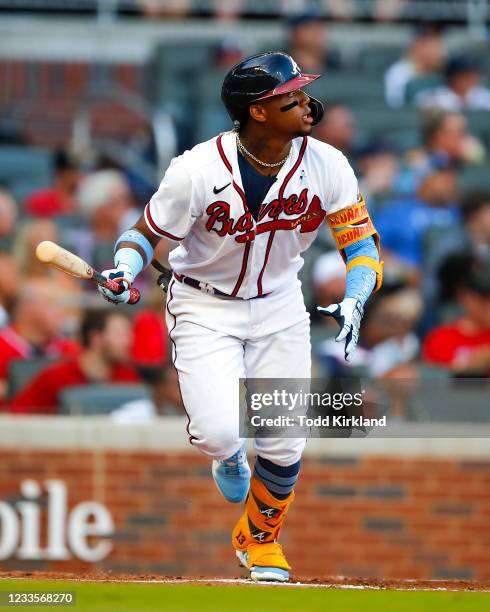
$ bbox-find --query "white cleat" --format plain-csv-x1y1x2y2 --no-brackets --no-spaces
236,549,289,583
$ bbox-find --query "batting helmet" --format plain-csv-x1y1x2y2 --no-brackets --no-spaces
221,51,324,128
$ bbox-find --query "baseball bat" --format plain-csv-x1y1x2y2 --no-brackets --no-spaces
35,240,141,305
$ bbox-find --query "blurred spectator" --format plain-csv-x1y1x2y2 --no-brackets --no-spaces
355,140,401,208
314,104,355,155
423,258,490,375
0,189,17,250
321,1,354,21
131,284,169,369
401,111,485,195
111,365,184,423
362,284,422,378
384,23,445,108
13,218,57,278
138,0,190,18
213,0,243,21
77,169,139,243
317,283,423,378
24,150,81,217
422,191,490,325
312,250,345,308
420,110,485,165
416,55,490,112
460,191,490,259
374,155,460,269
12,219,82,306
213,39,244,69
425,191,490,285
10,309,140,414
0,253,18,330
287,8,341,74
374,0,406,22
0,279,80,398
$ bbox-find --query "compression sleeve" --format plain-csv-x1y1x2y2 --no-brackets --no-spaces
343,236,379,306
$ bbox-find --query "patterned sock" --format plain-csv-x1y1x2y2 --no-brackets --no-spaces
253,455,301,500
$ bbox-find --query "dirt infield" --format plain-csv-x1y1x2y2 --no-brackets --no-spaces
1,571,489,592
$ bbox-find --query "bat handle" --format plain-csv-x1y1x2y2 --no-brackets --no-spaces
103,278,141,305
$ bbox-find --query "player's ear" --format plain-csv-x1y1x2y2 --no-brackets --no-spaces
248,103,267,123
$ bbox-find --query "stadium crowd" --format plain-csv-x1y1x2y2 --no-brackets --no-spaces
0,10,489,417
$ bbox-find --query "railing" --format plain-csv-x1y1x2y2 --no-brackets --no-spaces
72,82,177,185
0,0,488,26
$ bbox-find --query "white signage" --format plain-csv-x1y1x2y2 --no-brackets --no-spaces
0,479,114,562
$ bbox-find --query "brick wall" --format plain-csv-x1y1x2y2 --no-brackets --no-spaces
0,449,489,579
0,60,147,147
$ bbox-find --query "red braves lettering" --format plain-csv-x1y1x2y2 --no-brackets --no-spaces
206,190,324,242
258,188,310,221
206,202,254,237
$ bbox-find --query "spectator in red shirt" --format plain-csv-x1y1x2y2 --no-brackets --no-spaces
24,150,81,217
0,278,79,398
423,258,490,374
10,309,140,414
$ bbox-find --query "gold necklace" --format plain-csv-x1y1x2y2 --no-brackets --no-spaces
236,133,290,168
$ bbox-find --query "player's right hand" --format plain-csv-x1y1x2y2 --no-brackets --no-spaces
98,265,135,305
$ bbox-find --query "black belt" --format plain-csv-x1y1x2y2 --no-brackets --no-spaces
173,272,267,300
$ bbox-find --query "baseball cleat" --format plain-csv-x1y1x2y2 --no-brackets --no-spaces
212,444,250,503
236,543,290,582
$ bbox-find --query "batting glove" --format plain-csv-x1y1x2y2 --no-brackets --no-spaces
98,265,134,305
317,297,364,362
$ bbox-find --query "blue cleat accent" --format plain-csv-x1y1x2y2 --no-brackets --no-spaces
212,444,251,503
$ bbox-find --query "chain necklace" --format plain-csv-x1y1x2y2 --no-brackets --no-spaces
236,133,290,168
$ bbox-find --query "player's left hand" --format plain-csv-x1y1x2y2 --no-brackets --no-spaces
98,266,134,305
317,298,364,362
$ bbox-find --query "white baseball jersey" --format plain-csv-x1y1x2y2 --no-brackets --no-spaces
145,131,358,299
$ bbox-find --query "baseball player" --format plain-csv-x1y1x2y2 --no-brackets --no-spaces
99,52,383,582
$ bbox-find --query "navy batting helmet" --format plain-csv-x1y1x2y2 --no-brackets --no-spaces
221,51,324,128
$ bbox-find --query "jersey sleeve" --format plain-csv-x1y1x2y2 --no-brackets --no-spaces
144,159,194,241
324,153,360,216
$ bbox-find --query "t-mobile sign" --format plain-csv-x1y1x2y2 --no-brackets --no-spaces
0,479,114,562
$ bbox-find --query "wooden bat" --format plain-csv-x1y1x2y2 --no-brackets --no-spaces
35,241,141,305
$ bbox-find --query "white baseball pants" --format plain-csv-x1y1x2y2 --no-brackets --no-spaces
165,277,311,466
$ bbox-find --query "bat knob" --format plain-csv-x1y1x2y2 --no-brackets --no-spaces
104,278,141,305
128,288,141,305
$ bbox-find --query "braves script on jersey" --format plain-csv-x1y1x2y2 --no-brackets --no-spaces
145,131,359,298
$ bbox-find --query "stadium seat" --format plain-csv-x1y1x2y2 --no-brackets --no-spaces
459,165,490,191
195,68,233,141
7,357,57,397
351,107,421,150
0,146,53,204
405,75,445,103
359,47,405,73
407,378,488,422
465,112,490,148
52,214,87,231
59,384,151,415
195,106,231,142
146,42,214,103
92,242,116,272
307,73,386,105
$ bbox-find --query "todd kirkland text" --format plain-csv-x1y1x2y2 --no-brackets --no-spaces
250,415,387,428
